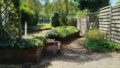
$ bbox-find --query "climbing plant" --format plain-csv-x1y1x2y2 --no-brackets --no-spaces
0,0,21,39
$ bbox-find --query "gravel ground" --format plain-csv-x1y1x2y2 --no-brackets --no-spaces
38,38,120,68
0,38,120,68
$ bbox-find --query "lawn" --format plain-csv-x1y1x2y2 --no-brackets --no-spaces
38,23,52,30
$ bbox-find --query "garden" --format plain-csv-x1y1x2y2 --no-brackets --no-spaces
0,0,120,68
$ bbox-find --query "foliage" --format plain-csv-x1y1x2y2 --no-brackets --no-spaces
85,29,120,52
116,0,120,4
13,0,21,8
77,9,90,20
20,6,38,27
76,0,110,12
51,13,61,27
46,26,80,42
20,0,42,27
0,0,22,39
0,37,46,49
42,0,78,25
67,17,77,26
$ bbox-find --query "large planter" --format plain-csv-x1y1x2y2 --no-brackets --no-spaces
0,47,43,63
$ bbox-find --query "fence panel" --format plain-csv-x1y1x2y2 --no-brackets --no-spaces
99,5,120,44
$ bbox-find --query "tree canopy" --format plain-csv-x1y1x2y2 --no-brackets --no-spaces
116,0,120,4
76,0,110,12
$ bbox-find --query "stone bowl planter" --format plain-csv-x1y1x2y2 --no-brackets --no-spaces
0,47,43,63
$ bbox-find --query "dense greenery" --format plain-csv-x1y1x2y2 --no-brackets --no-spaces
85,29,120,52
51,13,61,27
76,0,110,12
0,37,46,49
20,0,42,27
77,9,90,20
42,0,78,25
20,7,38,27
67,17,77,26
46,26,80,42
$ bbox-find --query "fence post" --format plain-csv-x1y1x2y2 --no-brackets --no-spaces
24,22,27,39
109,6,112,41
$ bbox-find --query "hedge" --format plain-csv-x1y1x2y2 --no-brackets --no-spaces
51,13,61,27
46,26,80,42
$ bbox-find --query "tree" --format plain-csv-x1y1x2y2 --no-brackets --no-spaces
20,0,42,26
77,0,110,12
44,0,77,25
116,0,120,4
51,13,61,27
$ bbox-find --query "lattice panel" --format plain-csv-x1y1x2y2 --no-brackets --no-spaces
0,0,21,39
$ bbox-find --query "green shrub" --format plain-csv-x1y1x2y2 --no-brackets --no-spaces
0,37,46,49
46,26,80,42
20,6,38,27
85,29,120,52
51,13,61,27
67,17,77,26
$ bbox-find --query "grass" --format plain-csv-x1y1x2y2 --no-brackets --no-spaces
28,23,52,33
38,23,52,29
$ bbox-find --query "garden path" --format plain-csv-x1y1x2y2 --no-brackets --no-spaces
0,38,120,68
35,38,120,68
22,30,50,38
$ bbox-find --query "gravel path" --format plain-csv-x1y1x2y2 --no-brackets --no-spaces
37,38,120,68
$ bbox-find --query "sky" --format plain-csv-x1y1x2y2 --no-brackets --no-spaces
40,0,118,5
110,0,118,5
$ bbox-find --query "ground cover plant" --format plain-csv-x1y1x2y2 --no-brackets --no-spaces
46,26,80,42
85,29,120,52
0,37,46,49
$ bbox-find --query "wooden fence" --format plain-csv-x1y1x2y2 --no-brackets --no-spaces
99,5,120,44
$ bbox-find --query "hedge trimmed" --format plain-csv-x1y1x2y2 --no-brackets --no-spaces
46,26,80,42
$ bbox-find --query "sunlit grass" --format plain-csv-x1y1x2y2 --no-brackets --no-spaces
38,23,52,29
